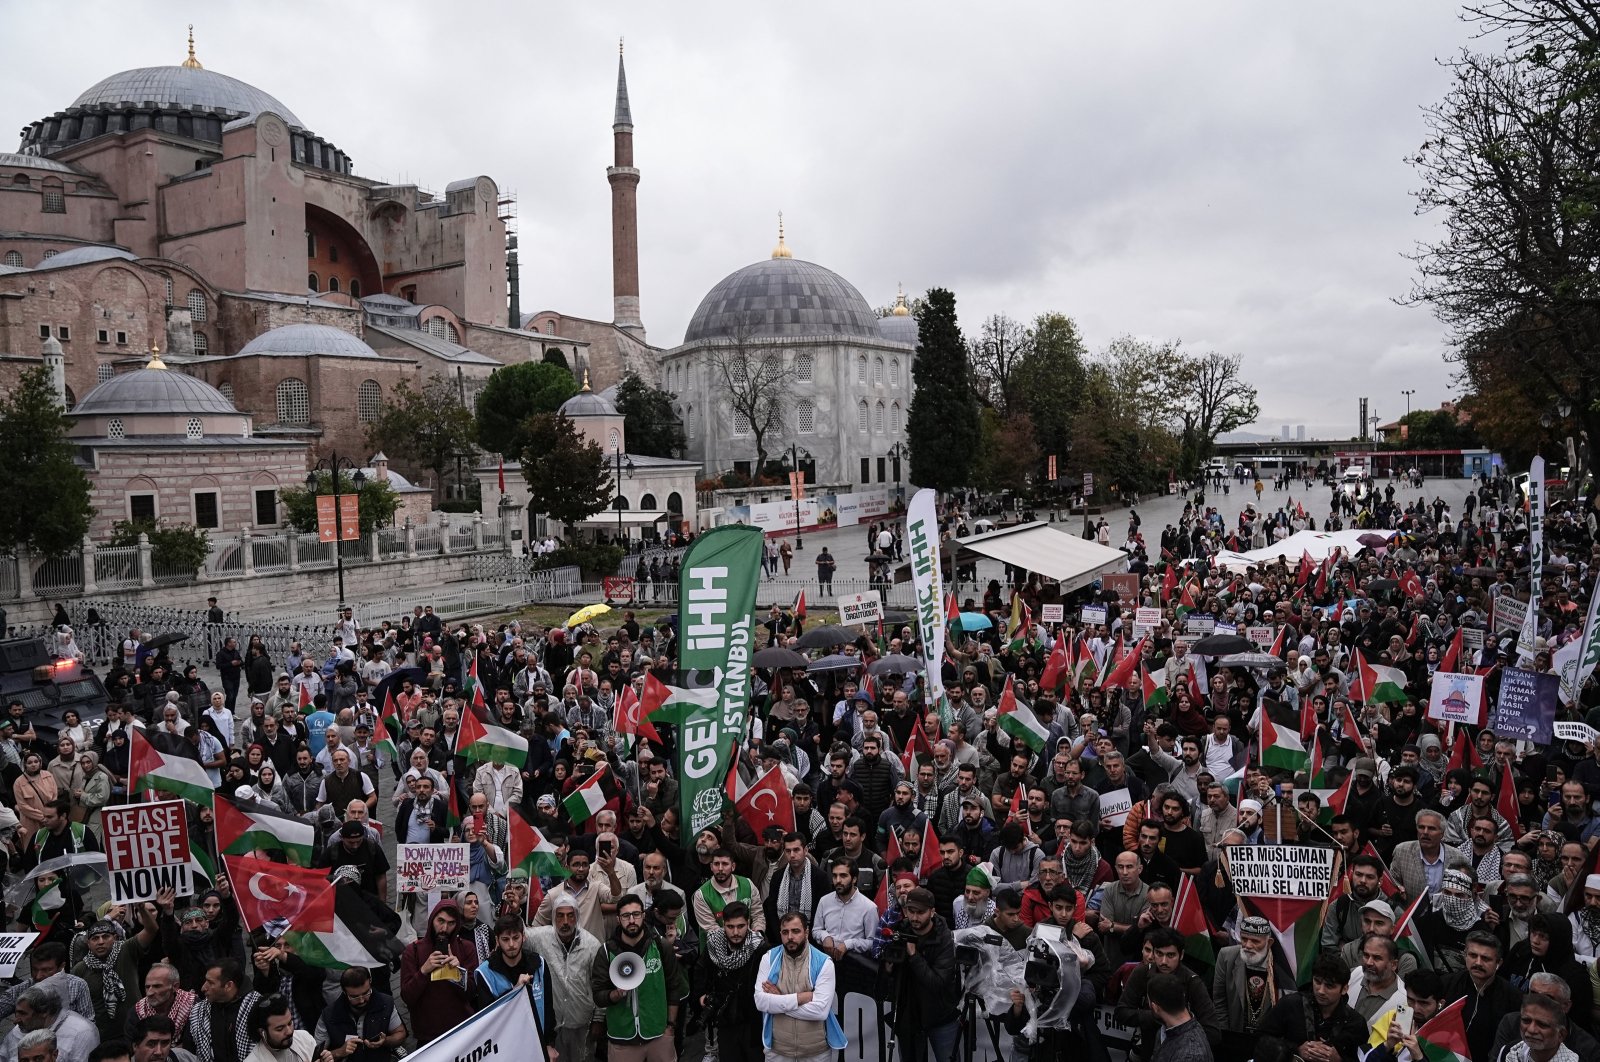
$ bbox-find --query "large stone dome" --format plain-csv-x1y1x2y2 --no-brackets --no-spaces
70,66,304,127
683,258,881,344
238,323,379,359
74,366,238,417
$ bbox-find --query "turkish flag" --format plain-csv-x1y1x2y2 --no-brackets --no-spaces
224,853,332,933
1497,760,1523,840
1040,638,1070,691
614,683,661,745
734,765,795,836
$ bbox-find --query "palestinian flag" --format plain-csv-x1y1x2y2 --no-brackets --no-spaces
1171,872,1214,972
299,682,313,710
1268,626,1287,658
1323,769,1352,823
459,704,528,768
561,763,616,825
1259,711,1309,774
1238,889,1326,986
466,657,488,712
1072,633,1099,686
129,727,215,806
1352,650,1408,705
216,794,316,866
639,670,719,727
1392,891,1434,972
1096,633,1125,689
613,682,662,755
1413,995,1472,1062
1334,701,1364,749
1314,554,1331,600
1219,763,1247,800
1307,731,1329,789
228,855,403,970
1141,665,1170,709
1358,843,1402,899
189,845,216,887
793,589,806,620
509,808,568,879
996,674,1048,753
1296,551,1314,587
28,879,64,933
1040,638,1070,690
371,706,397,765
1104,635,1143,691
1298,693,1319,744
1176,582,1197,618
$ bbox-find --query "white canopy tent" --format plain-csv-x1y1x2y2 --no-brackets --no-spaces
1211,529,1394,573
953,522,1130,594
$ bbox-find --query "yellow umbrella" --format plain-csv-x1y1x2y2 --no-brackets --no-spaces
566,603,613,628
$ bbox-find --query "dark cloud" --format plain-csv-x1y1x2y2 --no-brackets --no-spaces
8,1,1476,435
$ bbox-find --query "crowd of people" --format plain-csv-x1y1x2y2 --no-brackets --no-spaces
0,468,1592,1062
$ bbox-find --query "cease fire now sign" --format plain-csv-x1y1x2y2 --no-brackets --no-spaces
103,800,192,903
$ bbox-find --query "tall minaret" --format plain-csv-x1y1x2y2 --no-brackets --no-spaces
608,39,644,339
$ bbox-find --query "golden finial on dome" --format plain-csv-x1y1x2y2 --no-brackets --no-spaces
581,368,592,392
147,342,167,370
772,212,792,259
182,25,203,69
892,283,910,316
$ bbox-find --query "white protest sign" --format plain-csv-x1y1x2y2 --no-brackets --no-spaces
1079,605,1106,626
1135,607,1162,628
1554,720,1600,746
0,933,37,977
103,800,192,904
1227,845,1336,900
1216,623,1238,635
1461,627,1485,654
838,592,883,626
1184,613,1216,635
397,843,470,894
1428,670,1486,727
405,981,543,1062
1040,604,1065,624
1098,788,1133,827
1247,626,1275,650
1492,594,1526,634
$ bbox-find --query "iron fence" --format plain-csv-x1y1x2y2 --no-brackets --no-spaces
31,555,83,597
93,547,142,591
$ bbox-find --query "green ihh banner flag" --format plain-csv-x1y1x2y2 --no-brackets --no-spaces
674,526,765,835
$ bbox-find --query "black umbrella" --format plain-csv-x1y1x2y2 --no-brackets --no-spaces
752,647,808,669
1190,633,1253,656
1462,566,1497,578
868,653,925,676
880,611,914,626
1367,578,1398,593
806,654,864,672
145,632,189,650
795,625,855,650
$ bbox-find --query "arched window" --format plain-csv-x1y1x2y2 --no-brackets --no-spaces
890,359,900,386
858,400,869,433
107,418,125,440
186,290,207,322
613,495,630,511
8,175,27,188
730,358,748,383
857,355,867,384
891,402,902,433
218,382,234,405
357,380,382,423
276,377,309,425
874,401,885,433
308,273,319,292
426,318,447,339
328,277,341,294
40,179,64,213
186,417,204,440
2,251,21,267
164,274,175,304
667,492,683,515
796,352,814,381
732,410,751,437
447,322,460,343
608,427,621,453
348,278,361,299
687,405,695,438
192,332,208,355
797,399,815,434
640,494,657,510
874,358,884,385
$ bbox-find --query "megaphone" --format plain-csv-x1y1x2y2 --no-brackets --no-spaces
609,951,646,991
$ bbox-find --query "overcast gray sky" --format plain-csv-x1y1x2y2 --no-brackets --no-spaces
7,0,1480,438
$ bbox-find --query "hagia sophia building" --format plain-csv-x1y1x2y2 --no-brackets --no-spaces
0,30,917,539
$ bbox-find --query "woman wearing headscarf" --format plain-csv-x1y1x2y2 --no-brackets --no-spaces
74,751,114,825
455,885,493,967
1505,911,1593,1029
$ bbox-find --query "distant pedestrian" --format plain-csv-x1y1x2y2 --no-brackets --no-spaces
816,548,836,595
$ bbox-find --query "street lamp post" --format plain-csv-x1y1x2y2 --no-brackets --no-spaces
305,453,366,607
887,442,909,503
782,444,813,548
1401,389,1416,423
612,448,635,546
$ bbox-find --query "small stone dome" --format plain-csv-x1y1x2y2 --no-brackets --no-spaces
683,257,881,344
238,323,379,359
73,366,238,416
877,314,918,348
559,383,618,418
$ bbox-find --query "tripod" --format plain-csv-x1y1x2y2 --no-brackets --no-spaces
958,991,1006,1062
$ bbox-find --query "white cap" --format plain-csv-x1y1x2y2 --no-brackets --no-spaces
1585,874,1600,892
1239,798,1264,815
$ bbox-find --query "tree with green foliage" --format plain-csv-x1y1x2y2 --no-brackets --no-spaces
278,473,401,536
520,413,612,528
366,377,478,504
614,373,685,458
1012,312,1089,467
110,519,210,573
1175,351,1259,476
969,314,1028,414
0,367,93,557
907,288,981,490
974,409,1040,492
474,361,576,456
1384,409,1475,450
1067,337,1183,498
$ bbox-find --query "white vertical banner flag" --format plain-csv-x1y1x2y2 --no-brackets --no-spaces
907,488,946,707
1520,456,1545,662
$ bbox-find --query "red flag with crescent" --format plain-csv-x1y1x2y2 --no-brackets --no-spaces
225,853,333,933
733,765,795,836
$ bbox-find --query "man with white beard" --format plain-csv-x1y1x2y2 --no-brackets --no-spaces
1212,917,1292,1059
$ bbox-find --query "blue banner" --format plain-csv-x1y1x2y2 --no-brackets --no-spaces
1490,666,1558,744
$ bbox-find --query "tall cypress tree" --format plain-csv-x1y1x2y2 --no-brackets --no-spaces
907,288,980,490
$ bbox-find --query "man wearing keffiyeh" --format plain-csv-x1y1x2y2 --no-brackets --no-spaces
1569,874,1600,964
74,907,160,1042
